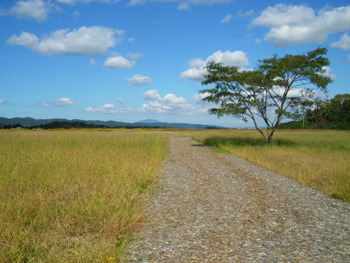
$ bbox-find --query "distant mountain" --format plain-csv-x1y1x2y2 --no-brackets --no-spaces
135,119,161,124
0,117,226,129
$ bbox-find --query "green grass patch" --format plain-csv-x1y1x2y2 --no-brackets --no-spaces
193,129,350,202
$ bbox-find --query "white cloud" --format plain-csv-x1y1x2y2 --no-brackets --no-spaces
236,10,254,18
41,98,74,107
86,90,214,115
320,66,337,80
164,94,187,104
128,0,235,10
140,91,191,114
56,0,118,4
180,50,249,81
86,104,135,114
331,33,350,50
126,52,145,60
143,89,162,101
221,14,232,23
252,4,350,47
103,55,135,69
116,97,123,103
6,26,121,56
7,0,56,22
207,50,249,65
90,59,97,66
140,89,212,115
0,99,12,105
191,92,209,102
125,74,153,87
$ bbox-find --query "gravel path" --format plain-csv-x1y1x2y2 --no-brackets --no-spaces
125,135,350,262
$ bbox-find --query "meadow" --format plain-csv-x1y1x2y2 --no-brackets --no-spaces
192,129,350,202
1,128,349,262
0,129,168,262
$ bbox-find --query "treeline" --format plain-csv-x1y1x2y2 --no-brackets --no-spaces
279,94,350,130
2,121,108,129
1,121,173,130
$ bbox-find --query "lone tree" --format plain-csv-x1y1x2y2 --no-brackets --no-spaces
201,47,333,145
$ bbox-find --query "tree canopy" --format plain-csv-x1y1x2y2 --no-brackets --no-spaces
201,47,333,144
279,93,350,130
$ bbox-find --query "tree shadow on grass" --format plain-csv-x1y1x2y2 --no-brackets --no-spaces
203,136,298,148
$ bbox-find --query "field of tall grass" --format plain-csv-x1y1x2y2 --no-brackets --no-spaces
193,129,350,202
1,128,349,261
0,129,168,262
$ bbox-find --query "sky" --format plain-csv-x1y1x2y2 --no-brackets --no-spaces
0,0,349,128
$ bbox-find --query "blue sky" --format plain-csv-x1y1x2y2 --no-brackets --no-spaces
1,0,349,127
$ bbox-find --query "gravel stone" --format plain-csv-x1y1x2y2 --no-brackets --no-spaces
124,135,350,262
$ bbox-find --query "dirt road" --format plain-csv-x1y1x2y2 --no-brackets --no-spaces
125,136,350,262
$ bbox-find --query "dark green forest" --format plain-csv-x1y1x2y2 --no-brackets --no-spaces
279,94,350,130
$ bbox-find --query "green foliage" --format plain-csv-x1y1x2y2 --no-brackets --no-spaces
279,93,350,130
201,47,333,144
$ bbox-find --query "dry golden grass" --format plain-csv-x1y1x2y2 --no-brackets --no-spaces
193,129,350,202
0,129,168,262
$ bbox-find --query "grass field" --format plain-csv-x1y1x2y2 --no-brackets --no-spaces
193,129,350,202
0,129,168,262
1,128,349,262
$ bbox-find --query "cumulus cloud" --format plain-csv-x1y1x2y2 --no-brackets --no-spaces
180,50,249,81
86,90,214,115
103,54,135,69
41,98,74,107
143,89,162,101
140,89,212,114
6,26,121,56
252,4,350,47
125,74,153,87
221,14,232,23
3,0,57,22
140,90,195,114
331,33,350,50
